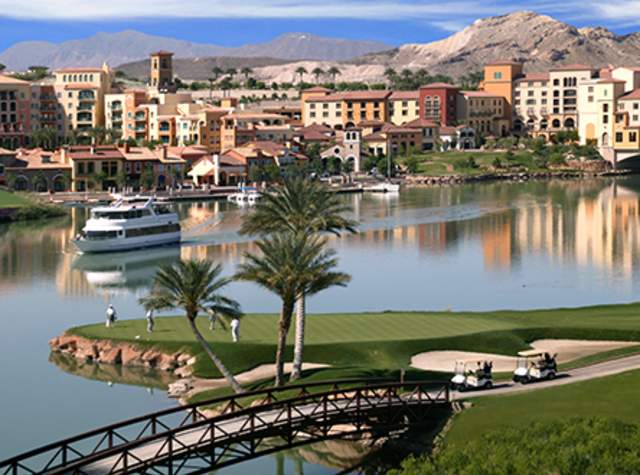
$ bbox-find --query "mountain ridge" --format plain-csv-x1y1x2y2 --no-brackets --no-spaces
0,30,391,70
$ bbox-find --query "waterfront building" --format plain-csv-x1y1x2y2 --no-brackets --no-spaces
0,75,32,149
389,91,420,126
53,64,113,134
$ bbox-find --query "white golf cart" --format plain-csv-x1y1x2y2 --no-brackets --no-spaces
513,350,557,384
450,360,494,391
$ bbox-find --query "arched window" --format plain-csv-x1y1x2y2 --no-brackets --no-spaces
564,118,575,128
552,119,561,128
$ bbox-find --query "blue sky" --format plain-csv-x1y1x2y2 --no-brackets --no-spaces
0,0,639,51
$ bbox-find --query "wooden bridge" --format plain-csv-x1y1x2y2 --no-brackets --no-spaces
0,379,450,475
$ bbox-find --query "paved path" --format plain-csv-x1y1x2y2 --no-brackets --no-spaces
451,353,640,399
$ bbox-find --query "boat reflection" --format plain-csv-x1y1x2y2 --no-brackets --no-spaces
72,246,181,293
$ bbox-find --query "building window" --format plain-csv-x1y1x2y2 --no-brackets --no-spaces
631,132,638,142
493,71,502,80
616,132,623,142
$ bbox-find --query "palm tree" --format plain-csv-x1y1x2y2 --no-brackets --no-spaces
236,233,347,387
328,66,341,82
140,260,244,393
241,67,253,81
225,68,237,80
212,66,224,81
239,178,357,381
295,66,308,83
311,67,325,83
384,67,397,86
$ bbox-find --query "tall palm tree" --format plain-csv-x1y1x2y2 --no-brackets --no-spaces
239,178,357,381
140,260,244,394
311,67,325,83
384,67,397,86
236,233,348,387
241,67,253,81
328,66,341,83
295,67,308,83
225,68,237,80
211,66,224,81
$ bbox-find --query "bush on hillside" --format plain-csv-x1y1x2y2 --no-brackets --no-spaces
390,417,640,475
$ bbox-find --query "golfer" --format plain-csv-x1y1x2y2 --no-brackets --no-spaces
105,304,117,328
230,317,240,343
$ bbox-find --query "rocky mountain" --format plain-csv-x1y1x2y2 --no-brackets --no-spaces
0,30,390,71
372,11,640,75
250,11,640,83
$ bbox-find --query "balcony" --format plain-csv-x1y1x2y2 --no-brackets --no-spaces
76,112,93,123
78,91,95,101
77,103,94,111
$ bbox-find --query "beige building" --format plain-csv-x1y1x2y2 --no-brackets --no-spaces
54,64,113,134
577,78,625,152
458,91,508,136
388,91,420,125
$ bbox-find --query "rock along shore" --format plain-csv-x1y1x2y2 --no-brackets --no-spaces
49,333,196,378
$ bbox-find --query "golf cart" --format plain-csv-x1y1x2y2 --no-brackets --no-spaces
450,360,494,391
513,350,557,384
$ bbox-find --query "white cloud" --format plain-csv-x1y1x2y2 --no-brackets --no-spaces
0,0,520,20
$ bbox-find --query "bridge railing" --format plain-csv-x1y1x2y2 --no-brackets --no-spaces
0,378,445,475
44,380,450,475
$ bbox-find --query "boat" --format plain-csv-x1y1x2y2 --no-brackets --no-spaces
227,185,262,206
72,196,181,254
363,182,401,193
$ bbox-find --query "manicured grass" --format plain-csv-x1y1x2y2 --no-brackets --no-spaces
446,369,640,447
0,189,31,208
69,303,640,379
402,150,572,176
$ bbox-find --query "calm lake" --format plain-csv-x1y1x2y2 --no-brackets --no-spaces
2,177,640,472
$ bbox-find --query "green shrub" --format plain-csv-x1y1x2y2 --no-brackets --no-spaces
390,417,640,475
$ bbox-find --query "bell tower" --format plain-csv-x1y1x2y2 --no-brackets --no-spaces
150,51,175,92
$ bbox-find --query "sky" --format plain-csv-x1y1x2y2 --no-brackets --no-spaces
0,0,639,51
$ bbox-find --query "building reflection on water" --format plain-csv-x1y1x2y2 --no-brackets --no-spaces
1,180,640,299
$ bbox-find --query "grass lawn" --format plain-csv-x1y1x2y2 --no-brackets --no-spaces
0,189,31,208
69,303,640,380
402,150,565,176
446,369,640,447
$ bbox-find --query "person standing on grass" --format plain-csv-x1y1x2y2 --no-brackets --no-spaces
146,308,155,333
208,310,218,331
105,304,117,328
231,317,240,342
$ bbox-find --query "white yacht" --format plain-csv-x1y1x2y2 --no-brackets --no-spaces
227,185,262,206
72,196,181,254
363,182,401,193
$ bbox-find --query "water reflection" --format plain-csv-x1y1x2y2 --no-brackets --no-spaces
2,179,640,300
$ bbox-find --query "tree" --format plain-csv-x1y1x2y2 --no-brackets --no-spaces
328,66,341,82
140,260,244,394
32,171,48,192
140,167,155,190
404,155,420,174
311,67,325,83
236,233,347,386
0,63,5,73
225,68,237,80
88,171,108,191
211,66,224,81
32,127,59,150
241,67,253,81
384,67,397,86
239,178,357,381
295,67,308,83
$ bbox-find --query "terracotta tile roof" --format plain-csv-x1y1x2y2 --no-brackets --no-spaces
307,90,391,102
549,64,595,72
356,119,386,127
404,118,438,128
363,132,386,141
389,91,419,100
515,72,550,82
64,83,99,90
620,89,640,100
596,78,626,84
419,82,459,89
462,90,504,98
0,74,29,85
67,146,124,160
439,126,457,135
10,149,70,170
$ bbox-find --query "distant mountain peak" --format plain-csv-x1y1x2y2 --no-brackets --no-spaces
0,30,391,70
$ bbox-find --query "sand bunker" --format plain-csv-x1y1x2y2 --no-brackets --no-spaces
411,339,639,373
